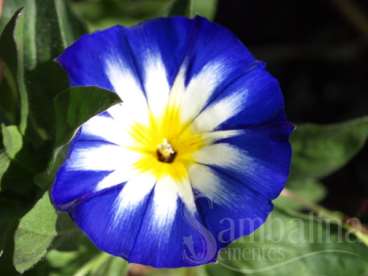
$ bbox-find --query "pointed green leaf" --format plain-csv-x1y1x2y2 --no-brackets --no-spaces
54,86,120,148
291,116,368,180
54,0,87,47
13,193,57,273
0,0,24,34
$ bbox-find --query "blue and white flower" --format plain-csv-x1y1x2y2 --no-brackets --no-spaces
51,16,293,268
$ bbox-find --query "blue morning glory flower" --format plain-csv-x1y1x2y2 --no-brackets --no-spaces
51,16,292,268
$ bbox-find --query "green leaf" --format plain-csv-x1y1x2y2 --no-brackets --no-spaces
19,0,87,70
274,179,326,210
0,8,29,135
0,1,89,193
210,209,368,276
53,86,120,147
13,11,29,135
1,124,22,159
0,12,31,195
34,87,120,190
291,116,368,180
2,0,87,139
13,0,87,139
0,7,22,74
13,193,57,273
54,0,87,52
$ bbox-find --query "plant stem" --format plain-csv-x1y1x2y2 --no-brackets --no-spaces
281,188,368,246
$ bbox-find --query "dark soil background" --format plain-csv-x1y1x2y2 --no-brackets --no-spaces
215,0,368,220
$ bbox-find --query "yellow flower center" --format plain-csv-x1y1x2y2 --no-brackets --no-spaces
128,104,205,182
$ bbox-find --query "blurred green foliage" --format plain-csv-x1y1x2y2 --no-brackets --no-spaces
71,0,218,31
0,0,367,275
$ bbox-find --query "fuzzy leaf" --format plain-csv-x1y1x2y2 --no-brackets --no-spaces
13,193,57,273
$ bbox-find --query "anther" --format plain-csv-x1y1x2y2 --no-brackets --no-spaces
156,139,177,163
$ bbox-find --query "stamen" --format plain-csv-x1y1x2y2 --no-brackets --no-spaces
156,138,177,163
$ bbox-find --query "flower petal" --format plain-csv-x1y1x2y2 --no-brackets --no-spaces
77,109,144,149
57,26,150,123
192,164,273,248
70,174,218,267
51,131,142,210
70,174,155,259
192,67,286,132
57,26,135,92
192,122,292,200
